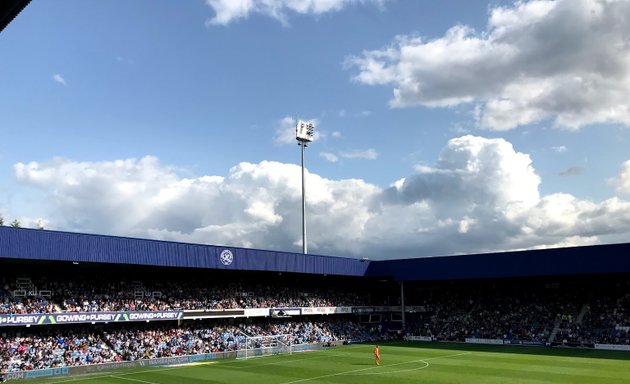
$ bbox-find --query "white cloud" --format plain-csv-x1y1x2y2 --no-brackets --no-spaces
349,0,630,131
552,145,568,153
613,160,630,195
274,116,298,145
14,137,630,259
320,152,339,162
339,149,378,160
414,164,441,174
559,166,584,177
386,135,541,217
338,109,372,118
206,0,385,26
52,74,67,86
319,148,378,162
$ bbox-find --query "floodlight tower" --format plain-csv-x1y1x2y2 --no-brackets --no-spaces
296,120,315,254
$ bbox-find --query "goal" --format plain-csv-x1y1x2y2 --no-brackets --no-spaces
239,334,293,360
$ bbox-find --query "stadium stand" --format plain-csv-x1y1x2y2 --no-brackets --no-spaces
403,277,630,347
1,272,368,313
2,227,630,380
1,318,371,372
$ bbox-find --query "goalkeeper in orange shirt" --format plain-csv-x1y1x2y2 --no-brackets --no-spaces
374,345,380,365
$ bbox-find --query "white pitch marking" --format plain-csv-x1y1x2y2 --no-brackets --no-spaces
109,375,159,384
280,351,472,384
344,360,430,376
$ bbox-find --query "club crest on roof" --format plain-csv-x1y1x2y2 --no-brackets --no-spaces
219,249,234,266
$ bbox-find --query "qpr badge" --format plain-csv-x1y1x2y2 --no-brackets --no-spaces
219,249,234,266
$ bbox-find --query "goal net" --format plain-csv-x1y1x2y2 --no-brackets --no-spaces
239,334,293,360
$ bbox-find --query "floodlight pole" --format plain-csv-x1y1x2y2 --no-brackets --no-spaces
300,141,308,255
296,120,314,255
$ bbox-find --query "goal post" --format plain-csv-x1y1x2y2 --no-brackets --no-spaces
240,334,293,360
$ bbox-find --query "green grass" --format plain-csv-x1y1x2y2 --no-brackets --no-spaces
33,342,630,384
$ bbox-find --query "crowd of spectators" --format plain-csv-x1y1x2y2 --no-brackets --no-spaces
578,294,630,345
1,277,366,314
440,292,570,343
0,298,56,316
262,319,364,344
405,287,630,346
0,328,116,372
103,324,246,360
555,314,589,345
1,279,57,315
1,318,369,373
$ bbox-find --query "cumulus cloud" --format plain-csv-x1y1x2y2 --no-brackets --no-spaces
384,136,541,224
613,160,630,195
52,74,67,86
349,0,630,131
552,145,568,153
13,137,630,259
206,0,385,26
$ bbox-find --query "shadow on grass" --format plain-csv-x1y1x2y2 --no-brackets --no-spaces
370,341,630,361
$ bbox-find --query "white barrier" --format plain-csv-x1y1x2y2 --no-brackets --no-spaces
465,338,504,345
405,335,433,341
594,344,630,351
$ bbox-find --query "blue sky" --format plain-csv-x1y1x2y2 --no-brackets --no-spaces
2,0,630,259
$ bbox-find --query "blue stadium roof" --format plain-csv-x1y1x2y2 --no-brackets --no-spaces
0,227,369,276
2,226,630,281
367,243,630,281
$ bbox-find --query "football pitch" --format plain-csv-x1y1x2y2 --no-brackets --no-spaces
33,342,630,384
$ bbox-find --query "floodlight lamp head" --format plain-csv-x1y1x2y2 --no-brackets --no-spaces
296,120,315,143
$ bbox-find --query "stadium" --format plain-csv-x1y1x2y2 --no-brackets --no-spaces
1,226,630,383
3,0,630,383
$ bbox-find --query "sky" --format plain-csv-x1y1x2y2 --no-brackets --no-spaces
1,0,630,260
